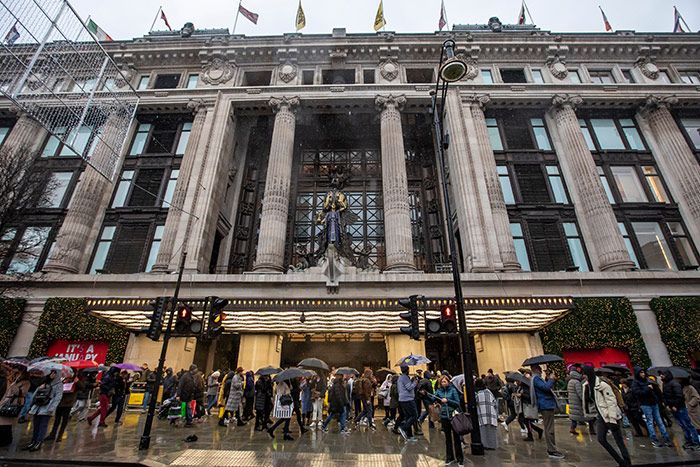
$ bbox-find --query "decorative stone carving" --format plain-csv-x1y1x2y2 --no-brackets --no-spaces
116,66,136,88
463,93,490,108
455,54,479,80
639,94,678,113
379,59,399,81
551,94,583,110
269,96,300,113
201,58,235,85
186,98,206,114
278,62,297,83
635,56,660,80
547,57,568,80
375,94,406,112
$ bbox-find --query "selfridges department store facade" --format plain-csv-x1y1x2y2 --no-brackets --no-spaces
2,20,700,374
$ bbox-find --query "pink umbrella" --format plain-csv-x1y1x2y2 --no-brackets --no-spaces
113,362,143,371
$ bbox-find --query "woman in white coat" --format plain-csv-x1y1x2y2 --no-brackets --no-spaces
582,366,631,467
267,380,294,441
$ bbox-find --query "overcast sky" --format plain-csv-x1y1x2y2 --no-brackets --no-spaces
68,0,699,39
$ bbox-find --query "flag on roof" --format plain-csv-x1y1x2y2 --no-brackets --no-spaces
673,6,688,33
161,9,172,31
599,6,612,32
239,3,259,25
4,22,20,46
296,0,306,31
373,0,386,32
517,1,526,25
438,0,447,31
86,19,113,41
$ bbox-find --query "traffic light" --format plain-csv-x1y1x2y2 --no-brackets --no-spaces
440,303,457,333
208,296,229,338
146,297,167,341
399,294,421,341
174,303,201,335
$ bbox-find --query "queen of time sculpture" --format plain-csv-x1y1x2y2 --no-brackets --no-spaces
315,166,357,264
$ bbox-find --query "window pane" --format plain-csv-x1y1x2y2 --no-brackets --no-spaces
510,223,523,237
567,238,589,271
101,226,116,240
7,226,50,274
145,226,165,272
642,167,669,203
531,119,551,150
514,239,530,271
547,166,569,204
0,126,9,146
569,70,581,84
175,122,192,155
618,222,639,268
111,171,133,208
590,119,625,149
674,237,697,266
611,166,647,203
486,118,503,150
60,125,91,156
498,169,515,204
578,120,596,151
90,241,111,273
481,69,493,84
129,123,151,155
632,222,676,270
162,169,179,206
596,166,615,203
43,172,72,208
187,74,199,89
531,69,544,84
620,122,645,150
42,127,66,157
137,76,150,90
680,118,700,149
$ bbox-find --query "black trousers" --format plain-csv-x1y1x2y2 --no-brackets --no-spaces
48,406,71,440
399,400,418,438
106,395,125,423
625,409,646,437
353,398,362,420
269,417,291,435
596,417,631,467
441,418,464,463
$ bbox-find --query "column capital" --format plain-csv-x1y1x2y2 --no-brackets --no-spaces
551,93,583,110
375,94,406,112
186,98,208,115
269,96,300,113
639,94,678,114
462,93,490,109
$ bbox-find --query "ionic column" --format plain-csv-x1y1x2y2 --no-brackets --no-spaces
3,109,47,155
253,96,299,272
44,113,131,274
546,94,634,271
443,90,494,272
376,94,416,271
464,94,520,271
152,99,209,272
636,95,700,250
629,297,672,367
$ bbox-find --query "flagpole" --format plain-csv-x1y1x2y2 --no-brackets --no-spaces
232,0,242,35
523,1,535,25
76,15,90,42
149,6,162,33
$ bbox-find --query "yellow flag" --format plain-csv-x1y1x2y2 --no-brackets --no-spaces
295,0,306,31
373,0,386,31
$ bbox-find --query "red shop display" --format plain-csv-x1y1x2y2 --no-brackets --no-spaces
563,348,632,370
47,340,109,364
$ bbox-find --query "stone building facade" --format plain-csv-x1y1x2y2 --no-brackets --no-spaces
2,20,700,374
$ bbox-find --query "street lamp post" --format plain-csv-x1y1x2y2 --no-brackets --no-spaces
431,39,485,456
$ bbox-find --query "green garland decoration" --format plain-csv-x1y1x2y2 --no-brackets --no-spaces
28,298,129,364
651,296,700,368
540,297,651,378
0,298,25,357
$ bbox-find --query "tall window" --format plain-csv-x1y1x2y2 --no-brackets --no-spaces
162,169,179,207
679,118,700,150
7,226,51,274
668,222,698,267
0,124,10,146
175,122,192,155
129,123,151,155
90,226,115,273
111,170,134,208
631,222,676,270
563,223,589,271
618,222,639,268
145,225,165,272
42,125,92,157
597,166,615,203
580,118,646,151
486,118,503,150
497,166,515,204
489,114,552,151
510,223,530,271
610,166,648,203
531,118,552,150
128,118,192,156
641,166,669,203
42,172,73,208
546,166,568,203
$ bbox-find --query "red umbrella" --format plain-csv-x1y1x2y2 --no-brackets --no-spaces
65,359,99,370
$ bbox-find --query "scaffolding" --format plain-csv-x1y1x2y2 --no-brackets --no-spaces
0,0,138,181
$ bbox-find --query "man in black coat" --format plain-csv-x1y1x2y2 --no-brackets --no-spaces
177,364,197,426
662,370,700,449
631,368,671,447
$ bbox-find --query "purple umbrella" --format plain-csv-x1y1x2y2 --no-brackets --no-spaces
113,362,143,371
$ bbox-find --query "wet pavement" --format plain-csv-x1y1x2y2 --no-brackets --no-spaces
1,410,699,466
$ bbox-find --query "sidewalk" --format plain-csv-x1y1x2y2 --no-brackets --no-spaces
1,410,699,466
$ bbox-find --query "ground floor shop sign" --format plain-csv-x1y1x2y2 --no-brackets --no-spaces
47,340,109,363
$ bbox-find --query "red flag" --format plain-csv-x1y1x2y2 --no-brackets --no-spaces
160,10,172,31
517,2,526,25
599,6,612,32
438,0,447,31
239,4,259,25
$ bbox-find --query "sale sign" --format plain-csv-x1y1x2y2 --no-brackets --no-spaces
47,340,109,364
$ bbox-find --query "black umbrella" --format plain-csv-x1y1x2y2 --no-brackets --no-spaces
522,354,564,366
602,364,631,375
273,367,315,382
335,367,359,376
595,367,616,375
505,372,529,385
648,366,690,379
298,358,329,371
256,366,283,376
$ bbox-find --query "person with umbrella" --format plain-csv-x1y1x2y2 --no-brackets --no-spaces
661,369,700,450
44,372,79,442
515,369,543,441
531,364,565,459
87,366,118,428
254,373,274,431
0,367,30,447
631,367,672,447
396,365,418,441
70,372,94,421
23,369,63,451
104,370,130,426
310,372,326,429
243,370,255,421
501,373,526,434
268,378,294,440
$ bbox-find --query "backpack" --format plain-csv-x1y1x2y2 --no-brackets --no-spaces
32,384,52,407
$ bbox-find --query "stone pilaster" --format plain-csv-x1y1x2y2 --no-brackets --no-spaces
253,96,299,273
3,110,47,155
629,297,672,367
443,90,494,272
464,94,519,271
44,114,131,274
7,299,45,358
547,94,634,271
152,99,210,272
375,94,416,271
636,95,700,251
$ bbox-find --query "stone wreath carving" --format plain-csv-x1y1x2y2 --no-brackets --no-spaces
635,56,660,80
201,58,235,85
456,54,479,80
379,59,399,81
547,57,568,80
278,62,297,83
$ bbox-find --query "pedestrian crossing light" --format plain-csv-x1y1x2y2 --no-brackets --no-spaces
145,297,167,341
174,303,200,335
440,303,457,334
208,296,229,338
399,294,421,341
